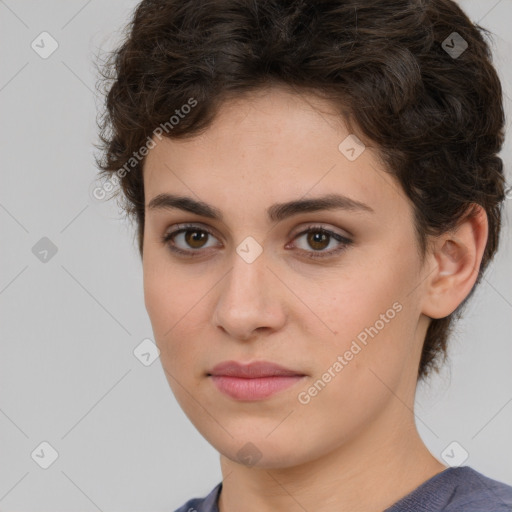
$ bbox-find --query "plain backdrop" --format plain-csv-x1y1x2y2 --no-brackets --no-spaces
1,0,511,510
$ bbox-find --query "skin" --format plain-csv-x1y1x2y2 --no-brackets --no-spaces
142,85,488,512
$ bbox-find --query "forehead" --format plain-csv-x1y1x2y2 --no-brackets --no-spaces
143,86,407,221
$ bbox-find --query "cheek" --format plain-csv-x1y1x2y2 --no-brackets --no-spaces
142,251,212,381
292,270,415,437
313,261,399,334
310,252,417,378
143,243,187,322
143,253,188,348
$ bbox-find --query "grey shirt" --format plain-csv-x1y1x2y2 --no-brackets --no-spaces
173,466,512,511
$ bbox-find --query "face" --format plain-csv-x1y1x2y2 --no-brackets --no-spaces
142,86,431,469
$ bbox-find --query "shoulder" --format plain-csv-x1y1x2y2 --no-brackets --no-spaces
173,483,222,512
443,466,512,511
386,466,512,512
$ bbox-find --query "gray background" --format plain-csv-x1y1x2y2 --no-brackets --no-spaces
0,1,511,510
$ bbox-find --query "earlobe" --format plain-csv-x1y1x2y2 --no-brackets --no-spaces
421,205,488,319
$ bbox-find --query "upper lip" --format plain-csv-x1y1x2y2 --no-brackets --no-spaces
208,360,306,378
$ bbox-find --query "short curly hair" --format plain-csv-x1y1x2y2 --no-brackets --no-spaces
95,0,506,381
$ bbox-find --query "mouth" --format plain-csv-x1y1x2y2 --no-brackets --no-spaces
207,360,307,401
208,360,306,378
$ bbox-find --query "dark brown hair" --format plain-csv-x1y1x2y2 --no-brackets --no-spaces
95,0,506,380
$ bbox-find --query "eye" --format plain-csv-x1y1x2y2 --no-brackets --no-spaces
161,223,353,259
161,223,220,257
287,225,353,260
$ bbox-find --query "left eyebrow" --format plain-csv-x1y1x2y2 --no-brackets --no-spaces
146,192,374,223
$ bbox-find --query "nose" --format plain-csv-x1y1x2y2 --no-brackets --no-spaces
212,248,287,341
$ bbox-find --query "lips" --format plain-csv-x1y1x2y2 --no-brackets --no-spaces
207,360,306,401
208,360,306,378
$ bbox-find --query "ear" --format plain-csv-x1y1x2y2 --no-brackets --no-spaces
421,204,488,319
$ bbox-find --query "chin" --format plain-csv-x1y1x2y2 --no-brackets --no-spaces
210,432,310,470
224,447,302,470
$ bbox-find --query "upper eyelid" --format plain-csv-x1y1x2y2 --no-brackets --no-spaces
164,222,351,246
165,221,349,236
165,223,222,243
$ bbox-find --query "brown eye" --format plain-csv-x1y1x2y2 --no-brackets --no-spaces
162,223,353,260
306,230,330,251
184,229,209,249
162,224,220,256
289,226,353,260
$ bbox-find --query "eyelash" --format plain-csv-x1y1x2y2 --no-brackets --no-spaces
161,223,353,260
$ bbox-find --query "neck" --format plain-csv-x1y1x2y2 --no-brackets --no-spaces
218,401,446,512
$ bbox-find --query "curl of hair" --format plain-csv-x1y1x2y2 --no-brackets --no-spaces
95,0,506,381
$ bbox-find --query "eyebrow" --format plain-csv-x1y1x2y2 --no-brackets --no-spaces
147,192,374,223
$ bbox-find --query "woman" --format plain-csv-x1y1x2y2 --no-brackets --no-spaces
95,0,512,510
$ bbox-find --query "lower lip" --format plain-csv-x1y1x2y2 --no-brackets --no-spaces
209,375,305,401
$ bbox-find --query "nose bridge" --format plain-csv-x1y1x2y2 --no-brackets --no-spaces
223,242,271,308
213,240,285,337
